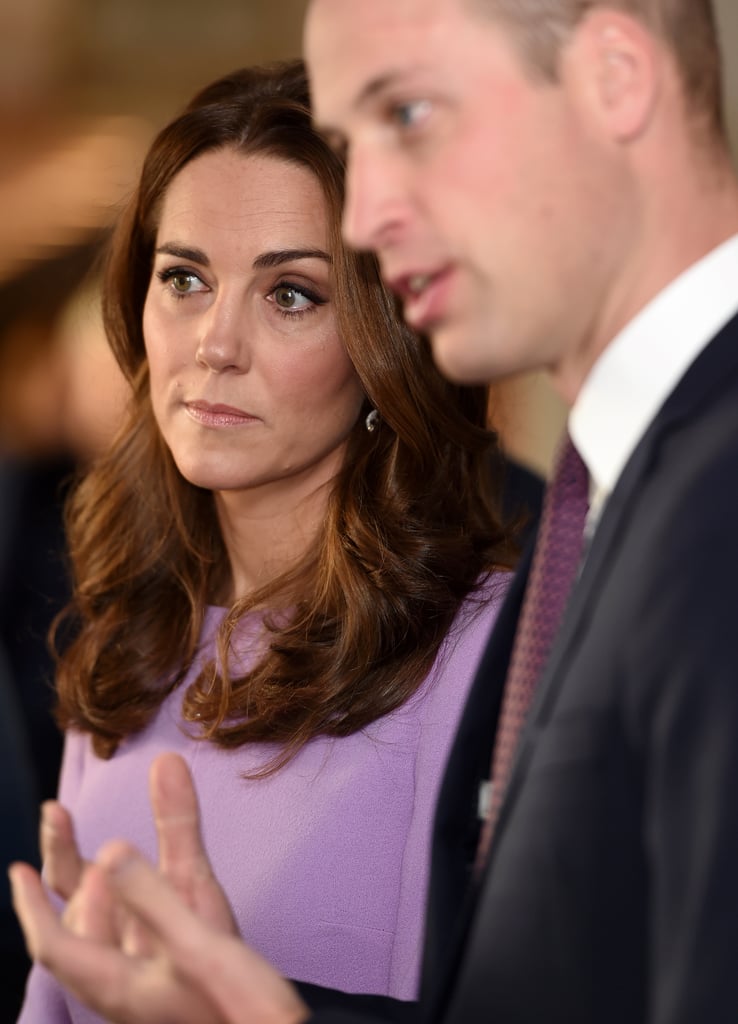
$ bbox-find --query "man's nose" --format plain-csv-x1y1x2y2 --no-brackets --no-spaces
342,143,408,255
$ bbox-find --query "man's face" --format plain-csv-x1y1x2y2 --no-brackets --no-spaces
305,0,629,395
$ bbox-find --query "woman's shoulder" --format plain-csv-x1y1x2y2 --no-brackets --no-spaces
454,568,513,635
406,568,512,721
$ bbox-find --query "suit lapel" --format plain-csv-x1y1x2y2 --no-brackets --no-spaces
490,309,738,853
421,543,534,1008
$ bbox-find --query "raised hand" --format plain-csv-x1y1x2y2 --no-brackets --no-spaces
10,855,233,1024
10,752,310,1024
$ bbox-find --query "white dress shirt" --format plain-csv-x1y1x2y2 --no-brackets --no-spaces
569,233,738,536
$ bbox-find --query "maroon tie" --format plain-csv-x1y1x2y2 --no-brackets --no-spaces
476,434,589,868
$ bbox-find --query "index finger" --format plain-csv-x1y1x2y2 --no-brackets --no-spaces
148,753,212,892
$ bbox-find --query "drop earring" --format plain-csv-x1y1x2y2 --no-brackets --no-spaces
365,409,380,433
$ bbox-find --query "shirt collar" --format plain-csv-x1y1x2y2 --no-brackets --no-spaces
570,233,738,503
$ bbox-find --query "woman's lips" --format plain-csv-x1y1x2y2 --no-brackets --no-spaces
185,401,260,427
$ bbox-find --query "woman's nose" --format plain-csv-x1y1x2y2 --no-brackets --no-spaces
195,297,250,373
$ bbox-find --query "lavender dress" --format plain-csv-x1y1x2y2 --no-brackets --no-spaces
19,575,508,1022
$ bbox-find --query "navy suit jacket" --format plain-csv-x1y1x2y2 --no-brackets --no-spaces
304,309,738,1022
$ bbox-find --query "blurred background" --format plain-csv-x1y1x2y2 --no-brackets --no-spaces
0,1,736,1015
1,0,737,472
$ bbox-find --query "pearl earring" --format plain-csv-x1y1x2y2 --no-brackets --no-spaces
365,409,380,433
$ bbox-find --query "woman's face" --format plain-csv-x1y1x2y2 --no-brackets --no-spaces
143,147,363,509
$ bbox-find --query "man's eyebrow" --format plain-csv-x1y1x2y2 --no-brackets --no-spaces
356,66,436,108
313,74,400,139
155,243,209,266
313,71,408,153
252,249,332,269
356,72,402,107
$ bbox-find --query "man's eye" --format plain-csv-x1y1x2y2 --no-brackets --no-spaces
392,99,432,129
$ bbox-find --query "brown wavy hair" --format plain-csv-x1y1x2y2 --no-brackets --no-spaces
54,60,516,772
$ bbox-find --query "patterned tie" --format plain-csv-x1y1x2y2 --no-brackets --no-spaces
476,433,589,869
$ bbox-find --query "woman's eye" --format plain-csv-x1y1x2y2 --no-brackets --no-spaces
267,281,326,318
272,284,318,312
157,269,207,296
171,273,195,294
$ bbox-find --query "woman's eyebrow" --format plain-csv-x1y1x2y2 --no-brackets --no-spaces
253,248,332,269
155,242,209,265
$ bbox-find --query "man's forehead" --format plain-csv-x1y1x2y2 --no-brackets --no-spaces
305,0,457,114
305,0,443,38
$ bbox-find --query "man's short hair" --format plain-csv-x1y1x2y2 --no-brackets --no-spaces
468,0,724,139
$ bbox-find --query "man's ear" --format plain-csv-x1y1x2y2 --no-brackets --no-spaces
565,10,661,142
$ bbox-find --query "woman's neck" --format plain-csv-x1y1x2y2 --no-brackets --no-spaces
214,475,333,603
